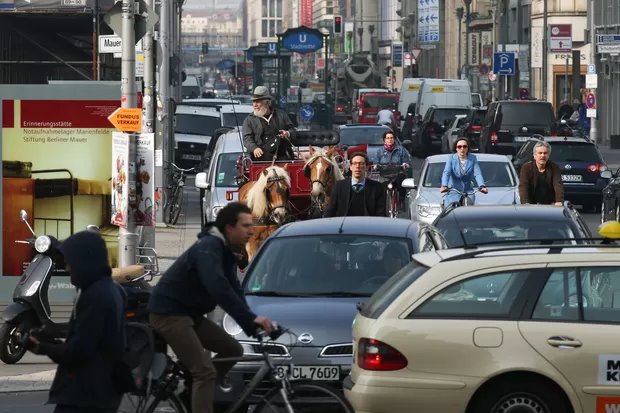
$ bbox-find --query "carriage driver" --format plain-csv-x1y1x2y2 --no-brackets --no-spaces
242,86,297,162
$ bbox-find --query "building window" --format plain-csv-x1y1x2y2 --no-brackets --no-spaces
326,6,333,14
269,19,276,37
277,19,282,34
262,19,268,37
269,0,275,17
277,0,282,17
262,0,268,17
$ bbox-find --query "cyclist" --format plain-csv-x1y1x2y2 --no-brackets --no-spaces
376,103,396,131
372,130,411,201
147,202,275,413
440,137,487,207
518,140,564,205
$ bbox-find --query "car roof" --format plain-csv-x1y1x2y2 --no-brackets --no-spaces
526,136,595,144
431,106,471,110
339,123,391,129
495,100,551,105
218,104,253,114
175,106,220,116
273,217,424,238
437,204,573,222
214,128,245,153
183,98,241,104
426,153,512,163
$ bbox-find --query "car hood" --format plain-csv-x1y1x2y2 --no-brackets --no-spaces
175,133,211,144
237,296,365,346
417,186,519,206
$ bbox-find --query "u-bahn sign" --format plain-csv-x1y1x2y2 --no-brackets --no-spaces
279,26,325,55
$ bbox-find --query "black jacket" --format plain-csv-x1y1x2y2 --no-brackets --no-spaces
242,108,297,153
324,178,386,217
147,225,257,335
39,231,125,410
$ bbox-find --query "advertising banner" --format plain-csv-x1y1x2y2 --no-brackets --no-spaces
300,0,313,28
111,132,129,228
136,133,155,227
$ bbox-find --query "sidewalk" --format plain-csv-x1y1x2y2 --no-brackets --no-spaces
0,180,203,393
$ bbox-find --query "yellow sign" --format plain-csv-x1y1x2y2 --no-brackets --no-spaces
108,107,142,132
430,86,446,92
407,84,420,91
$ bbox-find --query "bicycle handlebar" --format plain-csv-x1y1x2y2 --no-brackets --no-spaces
440,187,486,195
165,161,199,173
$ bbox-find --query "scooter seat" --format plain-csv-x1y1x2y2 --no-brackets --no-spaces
112,265,145,283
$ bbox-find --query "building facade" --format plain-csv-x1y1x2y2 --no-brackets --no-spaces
247,0,284,46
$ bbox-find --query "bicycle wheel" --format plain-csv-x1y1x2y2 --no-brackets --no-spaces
254,381,355,413
386,190,394,218
163,187,177,225
117,391,188,413
170,185,185,225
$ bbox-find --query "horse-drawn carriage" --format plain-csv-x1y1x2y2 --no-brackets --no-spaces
228,130,344,261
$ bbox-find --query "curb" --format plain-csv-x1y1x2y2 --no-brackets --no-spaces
0,370,55,393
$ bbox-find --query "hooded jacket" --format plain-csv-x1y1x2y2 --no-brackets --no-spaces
147,224,257,335
38,231,126,409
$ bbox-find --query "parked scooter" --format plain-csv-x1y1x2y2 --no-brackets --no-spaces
0,210,159,364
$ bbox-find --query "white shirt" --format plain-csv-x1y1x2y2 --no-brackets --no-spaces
376,109,395,124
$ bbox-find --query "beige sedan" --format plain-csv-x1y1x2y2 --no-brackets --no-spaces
344,244,620,413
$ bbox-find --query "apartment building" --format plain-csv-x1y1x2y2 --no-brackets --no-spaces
247,0,285,46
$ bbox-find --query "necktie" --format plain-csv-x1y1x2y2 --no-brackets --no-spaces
353,183,363,193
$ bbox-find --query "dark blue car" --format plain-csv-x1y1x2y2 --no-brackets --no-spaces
213,217,448,405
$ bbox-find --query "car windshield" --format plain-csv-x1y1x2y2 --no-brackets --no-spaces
431,109,470,126
215,152,242,187
244,236,412,296
550,143,601,163
233,95,252,103
339,126,392,146
472,94,482,107
175,114,220,135
422,161,516,188
363,95,397,109
222,112,251,127
499,103,555,126
434,219,576,248
471,110,487,126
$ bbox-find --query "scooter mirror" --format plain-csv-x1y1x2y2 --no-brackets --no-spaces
19,210,28,223
86,224,100,233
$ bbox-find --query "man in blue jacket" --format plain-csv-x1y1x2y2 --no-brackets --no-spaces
28,231,126,413
148,201,274,413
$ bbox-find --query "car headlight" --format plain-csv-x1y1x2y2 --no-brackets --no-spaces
416,205,441,217
212,206,223,218
222,313,243,336
34,236,51,253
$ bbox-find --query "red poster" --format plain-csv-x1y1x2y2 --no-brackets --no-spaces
300,0,312,27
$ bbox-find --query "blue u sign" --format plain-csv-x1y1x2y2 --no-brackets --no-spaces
282,32,323,54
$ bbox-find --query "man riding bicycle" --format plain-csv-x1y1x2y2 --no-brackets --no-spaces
147,202,275,413
372,130,411,203
376,103,396,131
518,140,564,205
440,137,488,208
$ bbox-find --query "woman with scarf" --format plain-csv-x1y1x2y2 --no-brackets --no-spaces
372,130,412,201
440,137,487,208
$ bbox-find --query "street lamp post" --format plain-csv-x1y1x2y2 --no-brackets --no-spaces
463,0,472,85
456,6,464,79
542,0,548,101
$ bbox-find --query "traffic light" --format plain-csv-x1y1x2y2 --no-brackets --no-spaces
333,16,342,34
411,64,419,78
202,42,209,54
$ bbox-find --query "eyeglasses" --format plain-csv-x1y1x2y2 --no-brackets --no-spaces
351,162,367,166
457,145,468,149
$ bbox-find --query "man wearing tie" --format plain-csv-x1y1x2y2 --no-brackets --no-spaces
324,153,386,217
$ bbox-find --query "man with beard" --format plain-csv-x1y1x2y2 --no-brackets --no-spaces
242,86,297,161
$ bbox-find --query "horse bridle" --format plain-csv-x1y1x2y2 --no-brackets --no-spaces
308,157,334,211
264,170,290,221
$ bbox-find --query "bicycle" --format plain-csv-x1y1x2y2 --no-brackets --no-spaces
440,187,486,211
371,163,408,218
118,324,355,413
163,161,198,225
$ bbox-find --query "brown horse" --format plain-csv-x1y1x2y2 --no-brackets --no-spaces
304,145,345,216
238,164,291,262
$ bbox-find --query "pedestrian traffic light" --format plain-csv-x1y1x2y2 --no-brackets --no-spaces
333,16,342,34
202,42,209,54
411,63,419,78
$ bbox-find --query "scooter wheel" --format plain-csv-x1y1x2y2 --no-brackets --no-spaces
0,322,28,364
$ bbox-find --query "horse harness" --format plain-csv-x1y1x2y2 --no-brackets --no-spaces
305,156,334,214
253,169,290,225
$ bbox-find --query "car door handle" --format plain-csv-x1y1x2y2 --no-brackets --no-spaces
547,336,582,348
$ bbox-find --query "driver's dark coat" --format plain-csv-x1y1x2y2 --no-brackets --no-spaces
38,231,125,410
324,178,386,217
242,108,296,152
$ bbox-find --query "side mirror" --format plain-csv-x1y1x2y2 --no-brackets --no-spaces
601,170,613,179
195,172,211,190
402,178,417,190
560,119,567,125
19,209,28,222
506,154,514,161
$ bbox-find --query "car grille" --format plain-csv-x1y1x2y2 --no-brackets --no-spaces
319,343,353,357
244,342,290,357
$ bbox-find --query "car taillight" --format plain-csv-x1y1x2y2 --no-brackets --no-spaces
551,132,558,136
337,106,343,111
357,338,408,371
467,125,482,133
589,164,608,172
491,132,498,143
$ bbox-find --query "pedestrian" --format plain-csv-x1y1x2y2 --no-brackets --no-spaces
518,141,564,205
26,231,126,413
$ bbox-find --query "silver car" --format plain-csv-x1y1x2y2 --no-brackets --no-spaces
405,153,521,224
440,114,467,153
194,128,244,222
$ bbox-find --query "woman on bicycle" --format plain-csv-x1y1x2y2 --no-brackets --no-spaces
440,137,487,207
372,130,411,199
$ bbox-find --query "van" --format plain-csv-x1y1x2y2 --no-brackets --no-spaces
398,78,425,130
415,79,472,121
351,88,389,122
357,93,399,124
182,75,202,99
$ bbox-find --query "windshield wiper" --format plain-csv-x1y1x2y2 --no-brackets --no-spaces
245,291,317,297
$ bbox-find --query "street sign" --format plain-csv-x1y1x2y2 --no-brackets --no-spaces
549,24,572,53
519,88,529,100
493,52,515,75
280,96,287,105
588,64,596,75
410,48,422,60
98,35,144,54
586,93,596,109
598,44,620,54
267,43,278,55
280,27,324,54
103,0,159,43
108,108,142,133
597,35,620,44
393,44,403,67
300,105,314,120
488,72,497,81
478,63,490,76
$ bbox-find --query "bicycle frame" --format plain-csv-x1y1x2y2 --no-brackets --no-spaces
440,187,481,211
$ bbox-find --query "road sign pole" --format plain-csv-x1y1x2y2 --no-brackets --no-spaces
589,0,598,144
564,56,569,101
156,0,171,226
118,0,138,268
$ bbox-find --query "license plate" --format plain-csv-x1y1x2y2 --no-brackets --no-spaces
181,154,201,160
562,174,582,182
514,136,528,142
275,365,340,381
